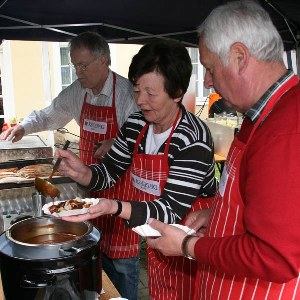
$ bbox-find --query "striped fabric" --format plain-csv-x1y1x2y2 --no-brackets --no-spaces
78,72,141,258
88,106,216,226
126,114,214,299
194,75,300,300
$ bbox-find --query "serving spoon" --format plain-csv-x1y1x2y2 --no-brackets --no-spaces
34,140,70,199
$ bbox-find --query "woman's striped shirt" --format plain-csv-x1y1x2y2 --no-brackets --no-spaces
88,106,216,226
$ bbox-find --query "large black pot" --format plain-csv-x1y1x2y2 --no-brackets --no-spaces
0,216,102,300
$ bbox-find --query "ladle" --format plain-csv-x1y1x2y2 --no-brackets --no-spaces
34,140,70,199
34,177,61,199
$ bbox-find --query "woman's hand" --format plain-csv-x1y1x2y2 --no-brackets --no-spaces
184,209,211,234
94,138,115,159
54,148,92,186
61,198,120,222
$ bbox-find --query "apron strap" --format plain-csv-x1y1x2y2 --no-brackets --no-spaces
133,107,182,156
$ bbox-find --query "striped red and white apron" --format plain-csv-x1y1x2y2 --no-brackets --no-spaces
80,72,118,164
128,109,212,300
80,72,138,259
194,75,300,300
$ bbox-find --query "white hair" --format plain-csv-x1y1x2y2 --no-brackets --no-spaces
198,0,284,65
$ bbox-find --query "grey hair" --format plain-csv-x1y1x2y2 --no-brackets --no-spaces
198,0,284,65
69,31,111,65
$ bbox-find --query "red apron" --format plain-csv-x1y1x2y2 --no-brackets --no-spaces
194,75,300,300
129,109,212,300
80,72,136,259
80,72,118,164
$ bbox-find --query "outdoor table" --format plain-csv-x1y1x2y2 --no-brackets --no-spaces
214,153,226,174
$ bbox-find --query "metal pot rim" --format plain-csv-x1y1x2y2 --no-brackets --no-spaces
5,215,93,247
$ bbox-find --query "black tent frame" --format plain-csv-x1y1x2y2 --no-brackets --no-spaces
0,0,299,73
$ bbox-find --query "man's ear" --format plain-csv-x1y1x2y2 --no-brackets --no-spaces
99,55,107,65
230,42,249,74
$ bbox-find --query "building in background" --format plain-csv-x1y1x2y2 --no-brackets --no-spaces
0,41,140,143
0,40,297,146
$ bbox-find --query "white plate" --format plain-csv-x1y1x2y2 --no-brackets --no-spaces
42,198,99,217
132,223,196,237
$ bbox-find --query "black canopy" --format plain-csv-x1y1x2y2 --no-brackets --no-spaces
0,0,299,50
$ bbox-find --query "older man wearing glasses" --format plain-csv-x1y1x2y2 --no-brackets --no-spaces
0,31,139,299
0,31,138,159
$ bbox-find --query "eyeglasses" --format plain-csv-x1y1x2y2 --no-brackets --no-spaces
69,56,99,71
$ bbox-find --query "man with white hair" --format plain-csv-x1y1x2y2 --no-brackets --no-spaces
147,1,300,299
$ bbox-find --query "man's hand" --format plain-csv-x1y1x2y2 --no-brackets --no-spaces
146,218,197,257
0,125,25,142
94,138,115,159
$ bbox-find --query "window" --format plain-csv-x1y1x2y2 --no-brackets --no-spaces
190,48,199,98
60,45,77,90
187,47,211,105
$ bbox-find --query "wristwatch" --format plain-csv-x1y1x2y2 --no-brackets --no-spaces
112,199,122,217
181,235,196,260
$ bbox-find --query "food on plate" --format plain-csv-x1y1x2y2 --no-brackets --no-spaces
43,198,99,217
48,197,94,214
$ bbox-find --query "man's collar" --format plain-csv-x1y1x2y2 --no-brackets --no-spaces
244,70,294,123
